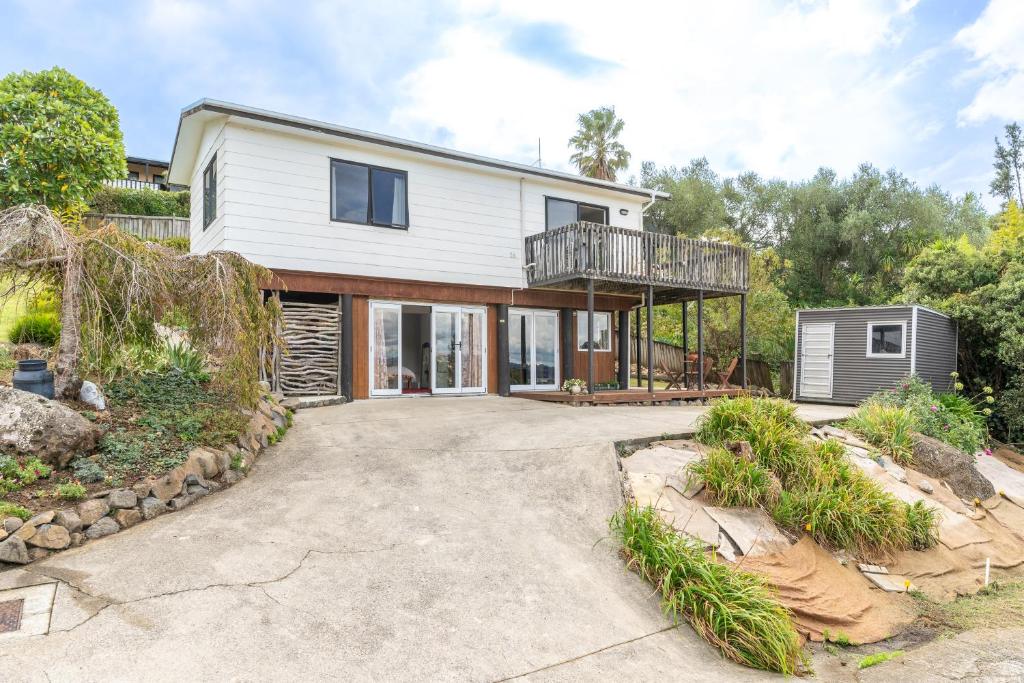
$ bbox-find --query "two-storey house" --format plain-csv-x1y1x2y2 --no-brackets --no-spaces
168,100,749,400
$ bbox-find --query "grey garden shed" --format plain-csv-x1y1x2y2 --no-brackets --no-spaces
793,305,957,405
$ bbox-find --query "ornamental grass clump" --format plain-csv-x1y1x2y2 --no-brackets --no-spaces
610,503,804,675
692,397,939,557
843,403,915,465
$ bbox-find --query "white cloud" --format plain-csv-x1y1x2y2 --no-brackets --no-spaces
955,0,1024,125
389,0,925,181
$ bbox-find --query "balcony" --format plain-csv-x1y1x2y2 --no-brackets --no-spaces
103,178,189,192
524,222,750,301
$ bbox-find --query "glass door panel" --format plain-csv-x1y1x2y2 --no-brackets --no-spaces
534,313,558,387
460,309,485,392
432,308,458,393
370,302,401,396
508,309,559,391
509,311,532,387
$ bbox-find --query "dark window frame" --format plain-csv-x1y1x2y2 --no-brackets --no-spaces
202,153,216,230
544,196,609,231
329,157,410,230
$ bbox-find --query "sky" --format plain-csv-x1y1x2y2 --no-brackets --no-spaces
1,0,1022,209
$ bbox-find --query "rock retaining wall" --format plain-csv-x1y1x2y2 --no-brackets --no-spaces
0,393,292,567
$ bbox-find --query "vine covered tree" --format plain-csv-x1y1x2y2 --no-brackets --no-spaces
0,67,125,210
568,106,630,181
991,122,1024,208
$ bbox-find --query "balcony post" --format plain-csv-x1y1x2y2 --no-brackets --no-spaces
560,308,574,383
681,301,689,389
497,304,510,397
646,285,654,394
587,279,595,393
617,309,629,390
634,308,641,385
740,293,748,390
697,289,705,393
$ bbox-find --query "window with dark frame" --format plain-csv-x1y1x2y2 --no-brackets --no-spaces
545,197,609,230
202,154,216,230
868,323,904,356
330,159,408,228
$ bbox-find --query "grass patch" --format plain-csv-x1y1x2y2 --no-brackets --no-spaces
913,581,1024,633
858,650,904,669
692,397,939,557
0,501,31,521
53,481,87,501
611,503,804,675
843,403,915,464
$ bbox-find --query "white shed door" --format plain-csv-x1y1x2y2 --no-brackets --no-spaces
800,322,834,399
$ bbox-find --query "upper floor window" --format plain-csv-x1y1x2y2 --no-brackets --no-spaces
546,197,608,230
127,170,140,180
866,321,905,358
202,154,216,230
330,159,408,229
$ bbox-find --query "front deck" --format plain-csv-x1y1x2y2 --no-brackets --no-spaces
512,387,747,405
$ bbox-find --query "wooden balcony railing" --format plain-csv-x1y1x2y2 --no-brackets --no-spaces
524,222,750,294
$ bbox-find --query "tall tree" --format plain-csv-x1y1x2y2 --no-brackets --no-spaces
0,67,125,210
568,106,630,181
991,122,1024,208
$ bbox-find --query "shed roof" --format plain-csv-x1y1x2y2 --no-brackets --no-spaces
795,304,951,320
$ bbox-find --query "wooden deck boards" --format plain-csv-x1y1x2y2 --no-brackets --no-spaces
511,387,745,405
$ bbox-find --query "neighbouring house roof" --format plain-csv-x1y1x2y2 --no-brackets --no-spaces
126,156,170,168
167,98,670,200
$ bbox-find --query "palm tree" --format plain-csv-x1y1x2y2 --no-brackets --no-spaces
568,107,631,181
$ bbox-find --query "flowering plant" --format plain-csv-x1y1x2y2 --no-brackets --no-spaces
561,378,588,393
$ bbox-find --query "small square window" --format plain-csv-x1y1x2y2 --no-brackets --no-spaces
577,311,611,351
867,322,904,357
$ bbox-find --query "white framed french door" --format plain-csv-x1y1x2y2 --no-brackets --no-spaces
509,309,560,392
432,306,487,394
369,302,402,396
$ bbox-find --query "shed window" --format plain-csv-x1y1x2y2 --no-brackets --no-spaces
546,197,609,230
202,154,216,230
330,159,408,228
867,322,905,358
577,311,611,351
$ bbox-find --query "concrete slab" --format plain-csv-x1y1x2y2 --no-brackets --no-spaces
976,455,1024,508
0,396,823,680
862,572,915,593
621,445,701,476
703,506,791,557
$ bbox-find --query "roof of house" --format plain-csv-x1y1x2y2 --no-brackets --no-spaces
126,156,170,168
167,99,670,200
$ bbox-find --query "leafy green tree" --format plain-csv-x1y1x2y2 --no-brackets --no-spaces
0,67,125,210
641,158,728,236
901,202,1024,442
568,106,630,181
991,122,1024,208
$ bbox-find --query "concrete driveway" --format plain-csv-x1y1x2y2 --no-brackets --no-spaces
0,397,849,681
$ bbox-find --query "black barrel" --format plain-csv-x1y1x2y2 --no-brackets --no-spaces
13,359,54,399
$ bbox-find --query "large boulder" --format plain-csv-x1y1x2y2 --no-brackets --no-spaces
911,434,994,500
0,387,101,468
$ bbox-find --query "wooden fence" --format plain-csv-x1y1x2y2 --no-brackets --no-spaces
637,339,778,393
84,213,189,241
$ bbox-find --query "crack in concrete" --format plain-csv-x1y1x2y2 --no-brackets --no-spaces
491,624,681,681
20,543,403,636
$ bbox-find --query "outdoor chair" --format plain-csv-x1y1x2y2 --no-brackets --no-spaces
717,357,739,388
686,357,713,388
660,364,687,391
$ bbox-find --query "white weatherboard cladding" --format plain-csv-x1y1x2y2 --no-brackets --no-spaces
799,322,834,399
207,122,647,289
189,122,227,254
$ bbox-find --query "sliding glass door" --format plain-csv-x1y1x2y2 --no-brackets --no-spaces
509,309,559,391
432,306,487,394
370,302,402,396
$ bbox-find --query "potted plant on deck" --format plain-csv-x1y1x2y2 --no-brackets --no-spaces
562,378,587,395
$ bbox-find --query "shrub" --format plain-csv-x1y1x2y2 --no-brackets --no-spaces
0,455,52,493
843,403,915,464
905,500,940,550
0,346,13,371
611,503,804,674
159,236,190,253
88,185,190,217
54,481,87,501
164,341,208,381
0,501,31,521
70,457,106,484
9,311,61,345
